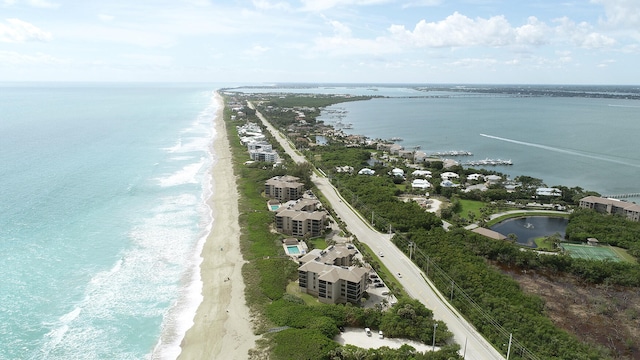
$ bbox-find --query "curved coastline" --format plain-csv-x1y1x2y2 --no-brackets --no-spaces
176,91,257,359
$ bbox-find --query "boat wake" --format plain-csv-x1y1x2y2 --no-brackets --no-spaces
479,134,640,169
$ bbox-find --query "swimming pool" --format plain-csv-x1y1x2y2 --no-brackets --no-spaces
270,205,280,211
287,245,300,254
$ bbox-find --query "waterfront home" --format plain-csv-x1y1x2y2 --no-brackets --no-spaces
389,144,404,155
579,196,640,222
297,245,368,304
536,187,562,197
485,174,502,184
466,173,485,182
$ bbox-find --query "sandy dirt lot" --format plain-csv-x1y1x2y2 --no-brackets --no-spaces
334,327,436,352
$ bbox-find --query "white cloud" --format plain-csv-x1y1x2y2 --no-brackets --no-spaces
300,0,390,12
553,17,616,49
98,14,115,22
27,0,59,8
449,57,499,68
2,0,58,7
388,12,518,48
0,50,64,65
244,44,269,57
329,19,351,37
401,0,443,9
252,0,292,11
592,0,640,28
0,18,52,43
597,59,616,67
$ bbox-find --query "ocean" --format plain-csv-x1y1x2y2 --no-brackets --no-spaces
3,83,639,359
0,83,219,359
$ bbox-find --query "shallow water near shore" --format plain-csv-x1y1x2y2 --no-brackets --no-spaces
0,83,218,359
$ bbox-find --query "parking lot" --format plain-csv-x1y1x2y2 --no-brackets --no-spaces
334,327,435,352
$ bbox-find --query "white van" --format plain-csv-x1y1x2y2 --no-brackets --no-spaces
378,330,384,339
365,328,372,336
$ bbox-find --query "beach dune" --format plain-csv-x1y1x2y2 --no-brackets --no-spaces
177,91,257,359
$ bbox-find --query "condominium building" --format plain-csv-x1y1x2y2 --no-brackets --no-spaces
275,199,326,237
579,196,640,222
265,175,305,202
297,245,367,304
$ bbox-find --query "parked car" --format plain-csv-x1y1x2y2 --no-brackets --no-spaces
374,283,384,288
365,328,372,336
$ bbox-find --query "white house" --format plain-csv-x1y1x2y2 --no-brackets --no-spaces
440,180,459,188
536,187,562,197
412,170,432,178
411,179,432,189
391,168,405,177
485,175,502,184
358,168,375,175
440,172,460,181
467,173,485,182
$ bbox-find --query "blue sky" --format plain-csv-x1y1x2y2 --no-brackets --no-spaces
1,0,639,84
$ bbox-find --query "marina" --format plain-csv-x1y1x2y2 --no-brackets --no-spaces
462,158,513,166
429,150,473,157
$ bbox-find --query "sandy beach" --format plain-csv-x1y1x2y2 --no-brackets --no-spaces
177,91,258,359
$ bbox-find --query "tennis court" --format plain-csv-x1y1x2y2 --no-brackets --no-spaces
560,243,621,262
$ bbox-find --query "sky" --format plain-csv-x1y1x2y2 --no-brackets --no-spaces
1,0,639,84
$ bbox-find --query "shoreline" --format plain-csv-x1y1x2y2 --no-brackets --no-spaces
177,91,257,359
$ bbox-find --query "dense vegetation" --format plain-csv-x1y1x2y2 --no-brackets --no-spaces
566,208,640,258
223,95,457,360
230,92,640,359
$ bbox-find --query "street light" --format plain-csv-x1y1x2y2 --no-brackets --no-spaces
432,323,438,351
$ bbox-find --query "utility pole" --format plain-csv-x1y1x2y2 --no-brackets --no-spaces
506,333,513,360
432,323,438,351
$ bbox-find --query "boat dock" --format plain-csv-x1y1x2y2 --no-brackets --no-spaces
463,158,513,166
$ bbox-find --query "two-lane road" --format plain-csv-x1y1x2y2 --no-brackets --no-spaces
249,102,505,360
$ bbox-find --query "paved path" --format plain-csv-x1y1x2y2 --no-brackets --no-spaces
249,103,505,360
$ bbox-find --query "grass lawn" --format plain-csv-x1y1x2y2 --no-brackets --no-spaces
286,281,322,306
533,236,560,251
309,237,328,250
610,246,638,264
459,199,484,220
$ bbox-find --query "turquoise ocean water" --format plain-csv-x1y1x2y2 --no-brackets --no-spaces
0,83,218,359
3,83,639,360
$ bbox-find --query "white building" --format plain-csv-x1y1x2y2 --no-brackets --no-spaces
412,170,432,178
358,168,375,175
411,179,432,189
440,172,460,181
391,168,405,177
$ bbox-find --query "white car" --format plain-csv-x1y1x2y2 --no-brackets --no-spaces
378,252,384,257
397,272,402,278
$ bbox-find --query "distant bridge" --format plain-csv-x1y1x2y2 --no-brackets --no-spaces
603,193,640,199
